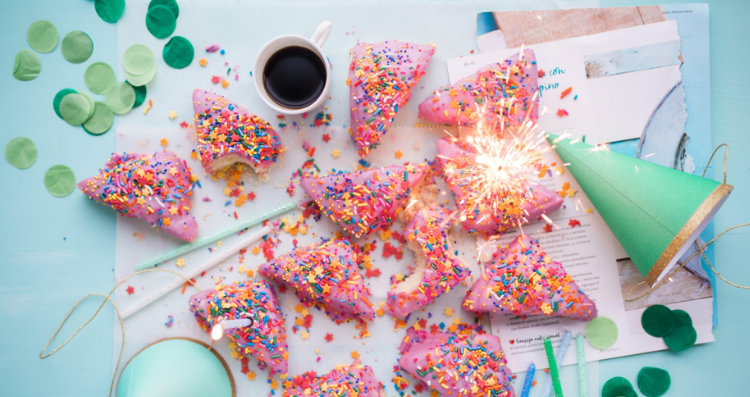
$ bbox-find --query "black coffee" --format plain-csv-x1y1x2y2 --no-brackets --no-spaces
263,46,326,109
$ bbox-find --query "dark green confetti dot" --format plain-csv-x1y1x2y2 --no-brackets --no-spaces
127,81,147,108
95,0,126,23
146,5,177,39
641,305,675,337
53,88,77,119
602,376,637,397
149,0,179,18
663,310,697,352
163,36,194,69
638,367,671,397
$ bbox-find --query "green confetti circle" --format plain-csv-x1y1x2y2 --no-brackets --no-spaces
637,367,671,397
146,5,177,39
13,49,41,81
148,0,179,18
5,137,38,170
663,309,697,352
123,44,155,76
586,316,619,350
59,93,92,127
53,88,77,119
95,0,126,23
104,82,136,115
85,62,116,94
45,165,76,197
602,377,637,397
127,81,147,108
125,65,156,87
163,36,194,69
641,305,676,338
27,20,59,53
78,91,97,122
83,102,115,136
61,31,93,64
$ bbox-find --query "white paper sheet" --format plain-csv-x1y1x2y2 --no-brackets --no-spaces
449,21,684,144
111,1,603,395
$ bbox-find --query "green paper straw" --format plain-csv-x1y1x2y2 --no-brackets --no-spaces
576,334,588,397
134,200,297,271
544,337,564,397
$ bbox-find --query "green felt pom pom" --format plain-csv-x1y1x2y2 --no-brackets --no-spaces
45,165,76,198
602,376,637,397
663,310,697,352
586,317,619,350
27,20,59,53
95,0,126,23
146,4,177,39
5,137,38,170
641,305,676,337
13,49,42,81
53,88,77,119
149,0,179,18
637,367,671,397
163,36,194,69
61,31,93,64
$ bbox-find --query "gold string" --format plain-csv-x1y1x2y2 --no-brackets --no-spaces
625,144,749,302
39,268,201,397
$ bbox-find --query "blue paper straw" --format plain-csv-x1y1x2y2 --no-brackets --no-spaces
576,334,588,397
520,362,535,397
134,200,296,271
542,331,573,397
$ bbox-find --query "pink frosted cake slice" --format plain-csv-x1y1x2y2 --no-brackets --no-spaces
192,89,282,175
436,137,563,236
77,150,198,242
398,326,515,397
348,41,435,157
259,239,375,324
463,235,597,321
281,364,385,397
386,207,470,318
189,280,289,375
300,162,431,238
419,50,539,128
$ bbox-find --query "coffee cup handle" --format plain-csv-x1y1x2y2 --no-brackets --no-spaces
311,21,332,48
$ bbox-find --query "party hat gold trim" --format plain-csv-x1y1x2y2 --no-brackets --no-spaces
646,183,734,286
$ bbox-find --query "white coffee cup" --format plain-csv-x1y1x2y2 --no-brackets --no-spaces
253,21,332,115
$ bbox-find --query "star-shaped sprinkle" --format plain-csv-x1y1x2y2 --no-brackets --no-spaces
221,79,229,88
247,192,256,201
126,286,135,295
160,138,168,147
538,69,546,78
324,333,334,342
168,206,178,215
543,224,553,233
246,371,256,380
199,58,208,67
211,76,220,84
270,379,278,389
331,149,341,158
394,150,403,159
175,258,185,267
322,133,331,143
179,121,189,128
350,350,360,359
556,109,569,117
568,219,581,228
168,111,177,120
301,330,310,340
444,307,453,317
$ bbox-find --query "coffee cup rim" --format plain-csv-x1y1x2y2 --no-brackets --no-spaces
253,35,331,115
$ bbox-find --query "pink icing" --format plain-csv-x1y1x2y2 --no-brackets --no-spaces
348,41,435,157
77,150,198,242
259,239,375,324
281,364,385,397
463,235,597,321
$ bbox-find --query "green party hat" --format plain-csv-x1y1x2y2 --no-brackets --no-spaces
547,134,733,286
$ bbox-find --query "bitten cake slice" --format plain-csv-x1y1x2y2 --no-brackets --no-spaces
386,207,470,318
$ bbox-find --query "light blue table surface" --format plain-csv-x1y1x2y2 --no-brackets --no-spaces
1,1,748,396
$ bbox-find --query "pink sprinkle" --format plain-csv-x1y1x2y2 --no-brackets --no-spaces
205,43,221,53
235,74,239,80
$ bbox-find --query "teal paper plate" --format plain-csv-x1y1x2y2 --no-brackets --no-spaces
117,337,235,397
